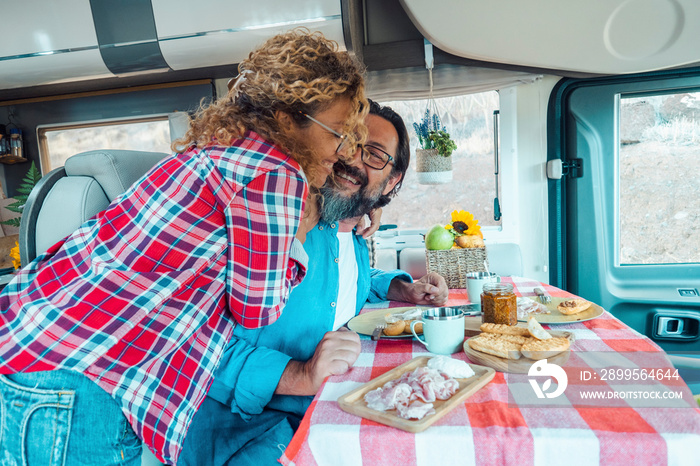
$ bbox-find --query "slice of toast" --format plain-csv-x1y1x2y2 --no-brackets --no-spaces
476,332,532,345
468,335,522,359
480,323,531,337
520,337,570,360
557,299,592,315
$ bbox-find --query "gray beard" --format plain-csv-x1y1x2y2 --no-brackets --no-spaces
318,181,387,223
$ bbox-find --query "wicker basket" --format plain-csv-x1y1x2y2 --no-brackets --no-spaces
426,248,489,289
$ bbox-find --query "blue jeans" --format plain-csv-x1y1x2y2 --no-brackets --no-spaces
0,370,142,466
179,395,301,466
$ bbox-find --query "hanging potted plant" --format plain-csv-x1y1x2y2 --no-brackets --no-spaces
413,108,457,184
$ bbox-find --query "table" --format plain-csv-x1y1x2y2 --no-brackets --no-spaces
280,277,700,465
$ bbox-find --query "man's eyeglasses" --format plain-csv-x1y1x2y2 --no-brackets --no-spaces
301,112,351,155
361,144,394,170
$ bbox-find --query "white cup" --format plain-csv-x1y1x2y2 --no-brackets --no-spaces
466,272,501,307
411,307,465,355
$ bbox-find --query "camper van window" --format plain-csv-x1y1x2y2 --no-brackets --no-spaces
38,117,171,172
619,91,700,265
378,91,501,230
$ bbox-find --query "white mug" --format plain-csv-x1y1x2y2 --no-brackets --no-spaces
411,307,465,355
466,272,501,307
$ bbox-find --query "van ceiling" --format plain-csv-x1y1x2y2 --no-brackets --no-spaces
400,0,700,75
0,0,345,100
2,0,699,102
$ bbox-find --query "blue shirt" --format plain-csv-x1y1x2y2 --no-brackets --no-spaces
207,220,411,419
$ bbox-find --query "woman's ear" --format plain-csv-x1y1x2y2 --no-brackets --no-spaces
275,110,295,134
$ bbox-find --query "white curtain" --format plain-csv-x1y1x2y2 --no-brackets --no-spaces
366,64,541,101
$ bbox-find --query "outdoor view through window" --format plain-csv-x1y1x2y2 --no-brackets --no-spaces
378,91,500,231
41,119,171,172
619,91,700,265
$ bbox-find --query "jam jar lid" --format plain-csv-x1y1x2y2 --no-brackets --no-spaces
482,282,514,295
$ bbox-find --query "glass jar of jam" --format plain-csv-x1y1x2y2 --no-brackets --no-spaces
481,283,517,325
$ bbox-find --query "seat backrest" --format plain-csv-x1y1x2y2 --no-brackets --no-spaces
485,242,523,277
19,149,169,265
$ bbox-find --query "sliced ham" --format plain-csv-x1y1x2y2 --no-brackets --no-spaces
363,366,460,420
397,400,435,420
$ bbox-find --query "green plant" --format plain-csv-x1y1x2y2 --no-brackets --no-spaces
412,108,457,157
429,130,457,157
1,161,41,228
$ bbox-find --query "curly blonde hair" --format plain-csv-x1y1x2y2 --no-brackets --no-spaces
173,29,368,183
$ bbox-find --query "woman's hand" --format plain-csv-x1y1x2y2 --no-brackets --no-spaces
295,193,320,243
355,207,382,239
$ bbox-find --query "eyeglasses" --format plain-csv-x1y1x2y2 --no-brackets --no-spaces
301,112,395,169
301,112,351,155
361,144,394,170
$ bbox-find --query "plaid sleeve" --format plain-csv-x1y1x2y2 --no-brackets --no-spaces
226,167,308,329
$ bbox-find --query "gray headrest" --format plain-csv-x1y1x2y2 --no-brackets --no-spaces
64,149,169,201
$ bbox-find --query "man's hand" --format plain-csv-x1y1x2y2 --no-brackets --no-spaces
355,207,382,239
386,272,449,306
276,328,361,396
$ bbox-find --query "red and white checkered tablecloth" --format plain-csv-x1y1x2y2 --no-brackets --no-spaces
280,277,700,465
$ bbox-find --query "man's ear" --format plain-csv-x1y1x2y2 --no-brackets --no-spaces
382,172,402,196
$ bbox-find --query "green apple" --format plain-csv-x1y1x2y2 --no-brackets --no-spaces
425,224,454,250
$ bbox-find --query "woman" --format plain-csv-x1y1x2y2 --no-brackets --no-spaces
0,30,366,465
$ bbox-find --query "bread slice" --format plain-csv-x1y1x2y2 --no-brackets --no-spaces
520,337,570,360
480,323,530,337
476,332,532,345
557,299,591,315
468,335,522,359
527,315,552,340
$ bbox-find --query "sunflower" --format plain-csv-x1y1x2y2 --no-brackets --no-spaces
10,241,20,270
445,210,483,238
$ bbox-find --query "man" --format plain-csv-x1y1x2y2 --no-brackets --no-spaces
179,100,449,465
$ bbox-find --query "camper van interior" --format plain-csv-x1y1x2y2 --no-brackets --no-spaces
1,1,699,465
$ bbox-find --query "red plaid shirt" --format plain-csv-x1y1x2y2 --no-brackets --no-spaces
0,131,307,464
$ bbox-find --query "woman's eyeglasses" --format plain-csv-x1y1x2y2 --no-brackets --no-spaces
301,112,395,170
301,112,350,155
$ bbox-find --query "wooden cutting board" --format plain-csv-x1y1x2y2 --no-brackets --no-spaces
462,322,575,374
337,356,495,433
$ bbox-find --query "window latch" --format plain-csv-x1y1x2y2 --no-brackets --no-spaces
546,158,584,179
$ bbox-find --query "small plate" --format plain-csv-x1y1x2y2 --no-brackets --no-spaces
518,297,604,324
346,306,427,339
347,305,481,339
